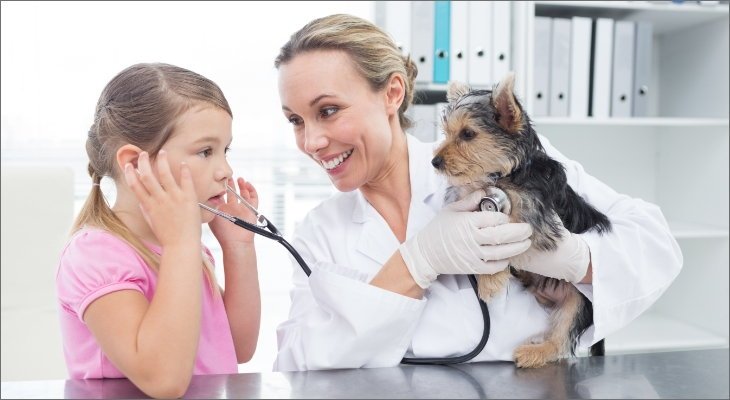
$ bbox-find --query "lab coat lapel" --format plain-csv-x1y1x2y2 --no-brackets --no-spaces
353,195,400,266
353,135,444,266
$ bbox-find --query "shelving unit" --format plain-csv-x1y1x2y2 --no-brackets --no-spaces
526,1,729,356
398,1,729,356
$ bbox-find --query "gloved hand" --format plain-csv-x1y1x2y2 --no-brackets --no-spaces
509,213,591,283
399,190,533,289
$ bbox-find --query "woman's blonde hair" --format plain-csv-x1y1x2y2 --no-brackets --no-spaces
73,63,231,280
274,13,418,130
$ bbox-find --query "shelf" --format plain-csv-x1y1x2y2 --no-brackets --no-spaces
532,117,729,128
534,1,729,35
603,312,729,355
669,220,730,239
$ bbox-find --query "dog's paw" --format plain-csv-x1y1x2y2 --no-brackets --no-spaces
514,342,560,368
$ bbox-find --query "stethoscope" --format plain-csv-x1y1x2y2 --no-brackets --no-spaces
200,184,512,365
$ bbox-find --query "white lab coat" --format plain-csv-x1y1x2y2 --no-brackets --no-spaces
274,134,683,372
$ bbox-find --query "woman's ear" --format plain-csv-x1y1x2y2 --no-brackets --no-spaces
115,144,143,174
384,73,406,116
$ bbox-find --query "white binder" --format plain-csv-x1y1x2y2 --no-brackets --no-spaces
408,104,438,142
549,18,571,117
450,0,469,84
611,20,636,117
591,18,614,118
533,16,552,117
467,1,492,87
411,1,435,84
569,16,592,118
632,21,653,117
375,1,412,57
492,1,512,84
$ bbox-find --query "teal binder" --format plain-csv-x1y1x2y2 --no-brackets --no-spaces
433,1,450,84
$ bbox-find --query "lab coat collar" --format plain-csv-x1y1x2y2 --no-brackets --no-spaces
353,134,441,266
351,134,439,224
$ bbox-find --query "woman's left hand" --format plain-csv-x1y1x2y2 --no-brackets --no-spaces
509,214,591,283
209,177,259,246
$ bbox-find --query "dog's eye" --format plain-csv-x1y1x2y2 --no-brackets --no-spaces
460,129,477,141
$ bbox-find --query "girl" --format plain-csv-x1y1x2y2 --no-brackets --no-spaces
56,63,260,398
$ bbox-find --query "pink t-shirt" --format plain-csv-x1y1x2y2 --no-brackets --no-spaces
55,228,238,379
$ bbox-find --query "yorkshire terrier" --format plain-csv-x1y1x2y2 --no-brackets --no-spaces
431,72,612,368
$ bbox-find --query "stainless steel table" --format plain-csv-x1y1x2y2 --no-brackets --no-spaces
2,349,728,398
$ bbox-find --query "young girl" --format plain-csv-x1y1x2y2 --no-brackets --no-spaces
56,63,260,398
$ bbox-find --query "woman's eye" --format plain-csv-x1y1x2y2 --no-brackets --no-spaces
287,116,302,126
224,147,231,156
197,148,213,158
320,107,338,118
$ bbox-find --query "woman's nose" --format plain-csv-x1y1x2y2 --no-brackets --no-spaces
303,124,329,155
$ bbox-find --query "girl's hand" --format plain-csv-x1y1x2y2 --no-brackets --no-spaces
123,150,201,247
209,177,260,246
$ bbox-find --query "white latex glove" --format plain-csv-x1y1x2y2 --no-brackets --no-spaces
399,190,533,289
509,214,591,283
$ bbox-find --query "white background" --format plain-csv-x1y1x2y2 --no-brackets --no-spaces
1,1,374,374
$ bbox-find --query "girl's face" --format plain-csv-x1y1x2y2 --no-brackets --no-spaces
159,104,233,223
278,50,397,192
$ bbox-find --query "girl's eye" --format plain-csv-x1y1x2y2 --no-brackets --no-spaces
224,146,231,156
320,107,338,118
198,148,213,158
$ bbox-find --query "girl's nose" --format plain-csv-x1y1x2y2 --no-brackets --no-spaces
215,160,233,182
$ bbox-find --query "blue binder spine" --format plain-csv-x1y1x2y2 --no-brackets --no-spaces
433,1,451,84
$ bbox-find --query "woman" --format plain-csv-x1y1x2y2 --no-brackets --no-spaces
272,14,682,371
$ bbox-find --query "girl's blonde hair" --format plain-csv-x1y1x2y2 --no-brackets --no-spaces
73,63,232,280
274,13,418,130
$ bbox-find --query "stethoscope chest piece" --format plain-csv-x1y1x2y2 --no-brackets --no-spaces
479,186,511,215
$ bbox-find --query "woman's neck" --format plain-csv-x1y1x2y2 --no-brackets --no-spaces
361,133,411,242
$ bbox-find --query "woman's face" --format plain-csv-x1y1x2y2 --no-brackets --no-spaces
278,50,396,192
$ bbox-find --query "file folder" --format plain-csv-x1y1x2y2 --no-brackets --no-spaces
632,21,653,117
533,16,552,117
450,0,469,83
492,1,512,84
375,1,412,57
611,20,636,117
591,18,614,118
409,104,438,142
412,1,435,84
468,1,493,87
433,1,451,84
570,16,592,117
549,18,571,117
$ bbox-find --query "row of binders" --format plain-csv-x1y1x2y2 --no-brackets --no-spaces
375,1,512,87
534,16,653,118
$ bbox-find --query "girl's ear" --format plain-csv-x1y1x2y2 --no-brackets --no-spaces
384,73,406,116
115,144,143,173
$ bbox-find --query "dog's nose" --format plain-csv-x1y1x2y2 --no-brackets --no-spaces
431,155,444,170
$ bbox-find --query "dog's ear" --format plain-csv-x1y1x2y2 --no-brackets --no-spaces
446,81,470,103
491,72,523,133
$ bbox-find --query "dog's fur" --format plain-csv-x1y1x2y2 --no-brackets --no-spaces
431,73,611,368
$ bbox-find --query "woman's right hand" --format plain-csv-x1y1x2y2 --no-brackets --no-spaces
399,190,533,289
123,150,201,248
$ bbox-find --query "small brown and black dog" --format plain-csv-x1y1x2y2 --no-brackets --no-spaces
431,72,611,368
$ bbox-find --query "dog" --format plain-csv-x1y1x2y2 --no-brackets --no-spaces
430,72,612,368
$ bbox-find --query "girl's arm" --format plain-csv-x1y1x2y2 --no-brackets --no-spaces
209,177,262,362
84,152,204,398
